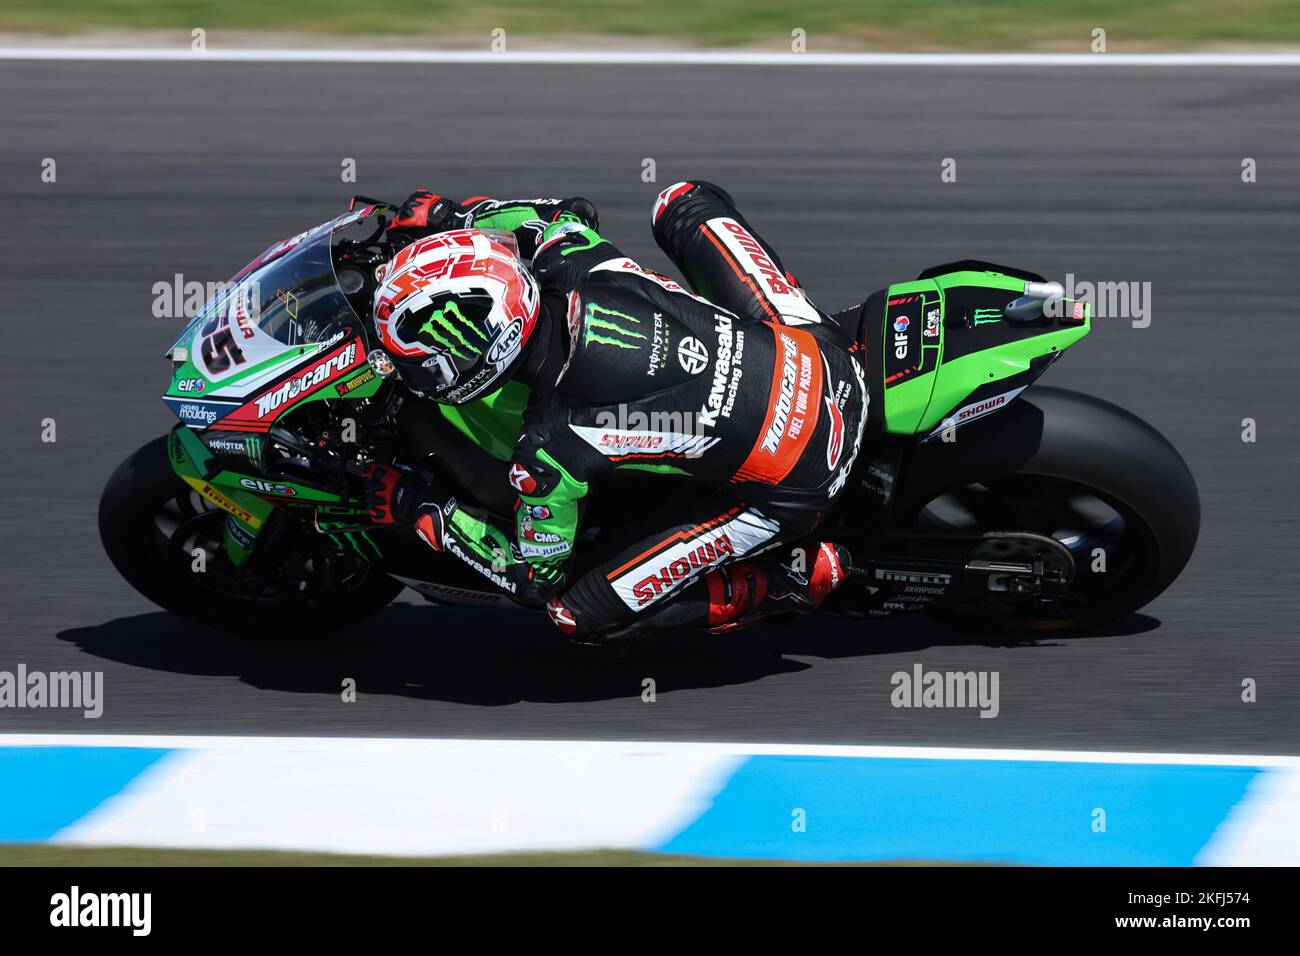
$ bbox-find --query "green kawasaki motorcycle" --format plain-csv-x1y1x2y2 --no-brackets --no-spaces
99,201,1199,636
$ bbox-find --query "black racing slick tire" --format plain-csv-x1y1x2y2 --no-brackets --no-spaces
98,435,403,635
892,387,1200,633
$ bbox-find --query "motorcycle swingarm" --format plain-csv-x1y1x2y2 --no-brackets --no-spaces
826,530,1075,618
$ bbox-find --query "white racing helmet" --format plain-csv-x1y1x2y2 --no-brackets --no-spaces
373,229,540,403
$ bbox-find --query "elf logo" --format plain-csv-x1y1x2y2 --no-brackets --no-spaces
893,316,911,359
239,478,296,496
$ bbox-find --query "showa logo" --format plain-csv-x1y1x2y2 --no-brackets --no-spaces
575,406,719,460
1043,274,1152,328
152,275,261,321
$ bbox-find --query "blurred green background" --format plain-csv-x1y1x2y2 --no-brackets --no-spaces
4,0,1300,49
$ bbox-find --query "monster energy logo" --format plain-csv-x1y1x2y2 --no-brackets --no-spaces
419,302,487,360
245,435,264,470
583,303,646,350
972,308,1002,326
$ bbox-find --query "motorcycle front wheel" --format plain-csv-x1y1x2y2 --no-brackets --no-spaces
98,435,404,635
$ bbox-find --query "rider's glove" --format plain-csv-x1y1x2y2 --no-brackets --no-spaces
386,189,458,245
363,463,444,526
412,499,459,553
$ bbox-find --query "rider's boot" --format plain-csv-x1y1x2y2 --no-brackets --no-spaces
702,541,852,634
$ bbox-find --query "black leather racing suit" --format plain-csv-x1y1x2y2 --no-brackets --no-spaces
416,182,868,637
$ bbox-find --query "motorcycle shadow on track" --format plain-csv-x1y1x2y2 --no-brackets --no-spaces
56,606,1161,707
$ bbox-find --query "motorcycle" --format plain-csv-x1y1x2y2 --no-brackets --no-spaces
99,199,1200,636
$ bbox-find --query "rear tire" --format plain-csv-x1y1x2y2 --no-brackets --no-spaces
98,435,403,635
893,387,1199,633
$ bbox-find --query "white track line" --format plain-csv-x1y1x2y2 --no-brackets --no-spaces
1,48,1299,66
4,734,1300,768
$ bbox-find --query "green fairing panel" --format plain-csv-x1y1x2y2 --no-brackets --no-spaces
437,380,530,461
881,270,1091,436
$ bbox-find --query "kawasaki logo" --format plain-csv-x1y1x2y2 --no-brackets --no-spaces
445,538,517,594
583,303,645,350
255,343,357,419
697,315,739,429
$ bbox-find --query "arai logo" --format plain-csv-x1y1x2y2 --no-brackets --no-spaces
487,318,524,365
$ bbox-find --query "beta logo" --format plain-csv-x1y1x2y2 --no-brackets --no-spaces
239,478,297,497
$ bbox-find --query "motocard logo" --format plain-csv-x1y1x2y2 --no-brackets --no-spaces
254,342,359,419
760,332,815,457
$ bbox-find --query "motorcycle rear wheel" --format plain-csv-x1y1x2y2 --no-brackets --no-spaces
891,387,1200,633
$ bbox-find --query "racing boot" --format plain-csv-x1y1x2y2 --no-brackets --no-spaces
703,541,851,633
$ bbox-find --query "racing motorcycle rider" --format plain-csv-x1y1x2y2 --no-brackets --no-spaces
363,182,868,642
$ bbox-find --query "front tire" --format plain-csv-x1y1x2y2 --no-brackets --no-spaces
98,435,404,635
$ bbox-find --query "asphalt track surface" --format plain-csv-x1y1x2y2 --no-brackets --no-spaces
1,61,1297,752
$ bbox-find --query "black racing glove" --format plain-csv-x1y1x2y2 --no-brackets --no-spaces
386,189,458,248
362,464,443,526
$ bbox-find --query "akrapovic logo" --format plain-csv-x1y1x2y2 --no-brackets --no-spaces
255,343,357,419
